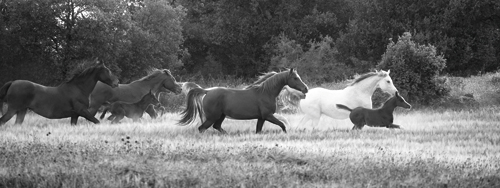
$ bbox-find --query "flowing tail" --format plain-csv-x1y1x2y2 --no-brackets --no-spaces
178,88,208,126
0,81,12,101
0,81,12,114
336,104,352,112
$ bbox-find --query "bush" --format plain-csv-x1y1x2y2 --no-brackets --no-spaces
377,32,449,105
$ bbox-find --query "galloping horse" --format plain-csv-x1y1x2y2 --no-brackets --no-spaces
89,69,182,116
298,70,398,127
336,91,411,130
0,61,119,125
178,69,308,134
100,90,160,123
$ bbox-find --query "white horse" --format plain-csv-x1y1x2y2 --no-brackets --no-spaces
298,70,398,127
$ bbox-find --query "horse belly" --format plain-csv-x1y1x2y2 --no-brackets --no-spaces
31,96,73,119
124,106,143,119
365,113,393,127
219,92,260,119
300,89,347,119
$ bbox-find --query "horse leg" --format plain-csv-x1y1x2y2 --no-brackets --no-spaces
256,118,265,133
264,114,287,133
198,119,216,133
386,124,401,129
0,108,17,126
352,123,364,130
73,102,100,124
112,113,124,123
145,105,157,119
297,115,310,127
71,115,79,125
212,114,227,134
311,116,320,127
107,114,115,121
14,109,28,125
274,114,289,127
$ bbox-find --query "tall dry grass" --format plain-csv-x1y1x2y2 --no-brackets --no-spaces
1,106,500,187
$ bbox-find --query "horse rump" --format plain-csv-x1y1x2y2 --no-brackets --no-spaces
178,88,208,125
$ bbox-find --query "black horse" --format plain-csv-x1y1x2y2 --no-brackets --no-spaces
178,69,308,134
336,91,411,130
100,90,160,123
0,61,119,125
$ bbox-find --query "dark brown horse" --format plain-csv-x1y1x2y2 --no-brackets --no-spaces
89,69,182,116
178,69,308,134
0,61,119,125
336,91,411,130
100,90,160,123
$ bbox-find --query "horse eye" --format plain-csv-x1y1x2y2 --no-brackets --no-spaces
387,80,391,83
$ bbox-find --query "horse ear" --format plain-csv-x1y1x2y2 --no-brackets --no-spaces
387,69,391,74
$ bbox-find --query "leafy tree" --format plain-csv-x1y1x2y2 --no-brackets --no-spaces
0,0,186,85
377,32,448,104
269,34,352,84
180,0,350,78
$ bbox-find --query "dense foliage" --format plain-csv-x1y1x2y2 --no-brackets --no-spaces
378,32,448,104
1,0,499,90
0,0,184,85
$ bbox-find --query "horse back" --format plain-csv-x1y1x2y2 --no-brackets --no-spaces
6,80,74,118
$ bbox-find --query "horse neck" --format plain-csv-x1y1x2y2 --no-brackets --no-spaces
260,73,287,98
66,71,99,97
347,76,382,96
380,98,397,113
130,74,163,91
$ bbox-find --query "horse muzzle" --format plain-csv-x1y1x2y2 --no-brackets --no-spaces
301,87,308,94
174,85,183,95
404,104,412,109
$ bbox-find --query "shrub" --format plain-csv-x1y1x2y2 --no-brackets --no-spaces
377,32,449,105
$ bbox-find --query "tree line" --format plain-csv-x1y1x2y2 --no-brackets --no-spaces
1,0,499,86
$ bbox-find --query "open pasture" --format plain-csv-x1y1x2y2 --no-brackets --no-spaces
1,107,500,188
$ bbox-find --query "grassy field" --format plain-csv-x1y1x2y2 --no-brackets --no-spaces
1,107,500,188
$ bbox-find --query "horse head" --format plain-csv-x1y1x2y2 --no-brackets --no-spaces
159,69,182,95
145,89,161,107
376,70,398,95
96,61,119,88
287,68,308,98
394,91,411,109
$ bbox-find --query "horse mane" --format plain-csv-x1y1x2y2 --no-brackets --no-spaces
135,68,172,82
244,71,278,89
66,63,100,83
348,71,388,86
245,71,287,93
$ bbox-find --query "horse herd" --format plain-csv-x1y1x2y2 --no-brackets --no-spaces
0,61,411,133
